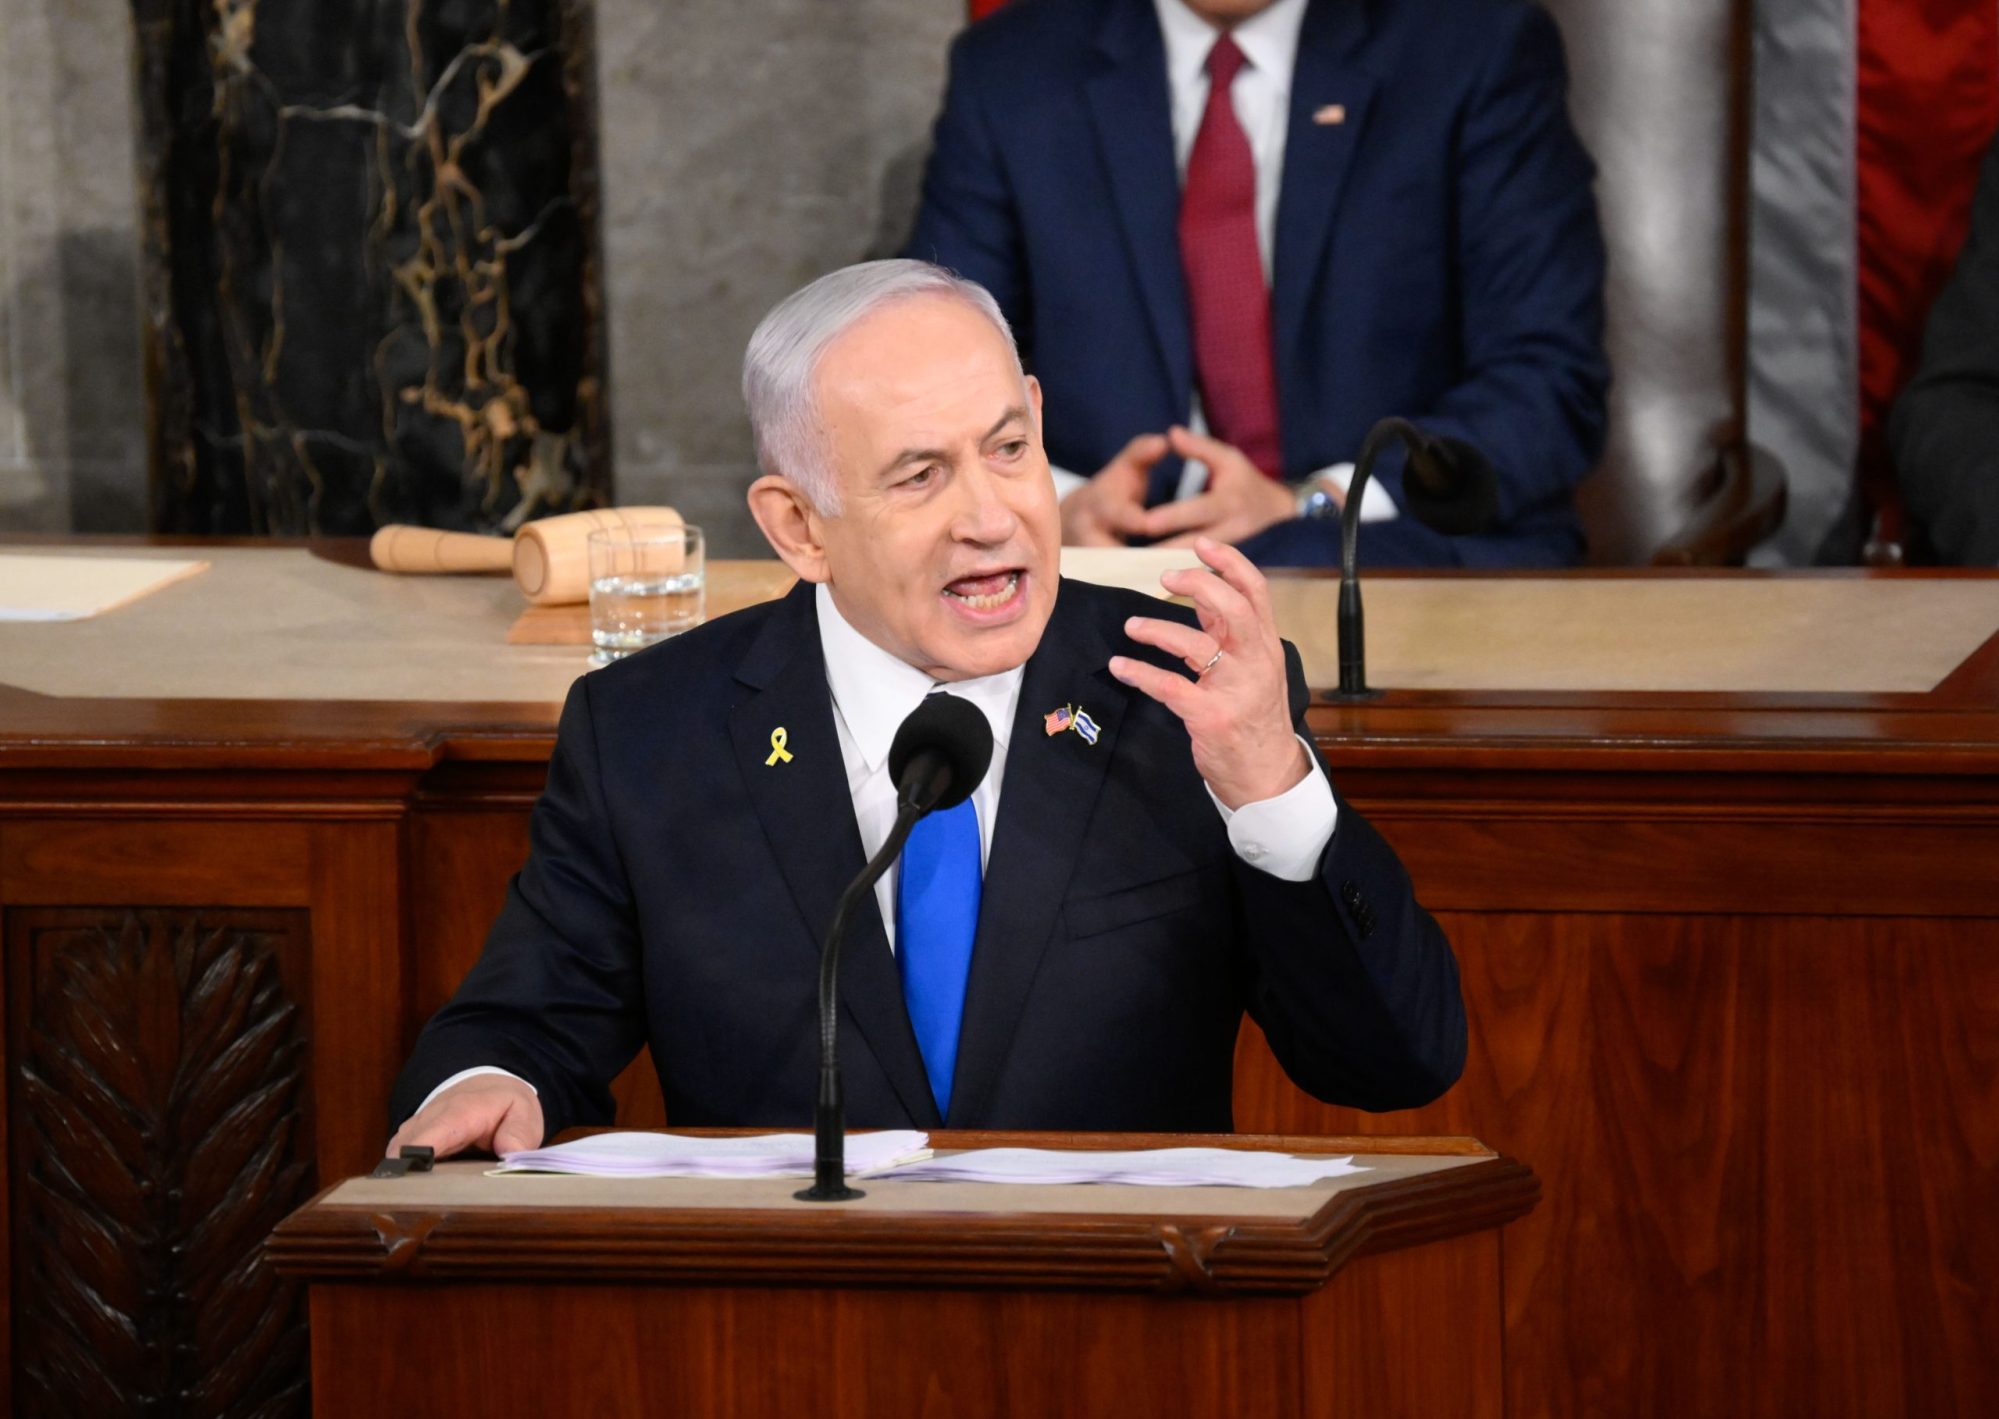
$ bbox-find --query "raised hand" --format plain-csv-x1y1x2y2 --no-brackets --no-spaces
1107,537,1309,808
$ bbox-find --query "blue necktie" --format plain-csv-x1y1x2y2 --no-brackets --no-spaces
897,797,982,1117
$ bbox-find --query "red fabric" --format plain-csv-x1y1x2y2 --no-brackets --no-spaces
1856,0,1999,525
1178,36,1285,478
968,0,1007,18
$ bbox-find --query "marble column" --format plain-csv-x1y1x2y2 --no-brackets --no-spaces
133,0,614,535
0,0,150,534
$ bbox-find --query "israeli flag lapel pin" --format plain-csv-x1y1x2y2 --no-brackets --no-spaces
1072,708,1101,745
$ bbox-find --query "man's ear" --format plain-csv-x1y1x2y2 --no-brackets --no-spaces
747,475,831,584
1026,373,1044,432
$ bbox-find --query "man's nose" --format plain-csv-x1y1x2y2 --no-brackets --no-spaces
952,466,1019,543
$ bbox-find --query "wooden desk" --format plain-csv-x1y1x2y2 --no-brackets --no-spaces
268,1132,1533,1417
1,543,1995,1416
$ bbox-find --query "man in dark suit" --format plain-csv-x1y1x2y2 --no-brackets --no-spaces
1891,134,1999,566
905,0,1609,568
389,261,1463,1157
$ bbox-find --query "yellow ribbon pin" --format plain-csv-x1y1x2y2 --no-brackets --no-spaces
765,727,794,766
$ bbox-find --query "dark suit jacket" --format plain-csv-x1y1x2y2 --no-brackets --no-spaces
391,578,1466,1137
905,0,1609,569
1890,134,1999,566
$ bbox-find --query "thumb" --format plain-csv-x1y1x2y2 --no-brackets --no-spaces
1169,425,1240,473
1109,432,1169,480
490,1096,545,1156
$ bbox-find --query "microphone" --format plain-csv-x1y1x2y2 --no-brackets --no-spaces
1335,419,1500,699
797,692,994,1201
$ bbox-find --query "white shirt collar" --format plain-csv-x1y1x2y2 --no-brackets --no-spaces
1154,0,1309,99
814,583,1021,776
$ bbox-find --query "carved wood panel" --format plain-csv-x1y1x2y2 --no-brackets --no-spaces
6,908,313,1417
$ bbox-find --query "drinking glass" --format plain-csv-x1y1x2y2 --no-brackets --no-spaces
587,525,704,666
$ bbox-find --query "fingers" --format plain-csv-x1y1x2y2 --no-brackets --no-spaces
491,1094,547,1156
389,1101,491,1160
1062,465,1152,545
1168,425,1251,475
1191,537,1275,627
1107,653,1200,716
1104,432,1170,482
1138,493,1223,540
387,1078,542,1160
1124,614,1219,672
1161,551,1255,640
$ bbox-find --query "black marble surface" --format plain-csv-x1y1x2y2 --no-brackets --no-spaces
135,0,612,535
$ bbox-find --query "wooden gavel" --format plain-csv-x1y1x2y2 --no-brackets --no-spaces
368,507,685,606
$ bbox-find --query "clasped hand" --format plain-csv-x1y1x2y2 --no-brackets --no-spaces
1060,426,1317,548
1108,538,1310,809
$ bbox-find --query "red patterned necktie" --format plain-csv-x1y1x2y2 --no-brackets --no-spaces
1178,33,1284,480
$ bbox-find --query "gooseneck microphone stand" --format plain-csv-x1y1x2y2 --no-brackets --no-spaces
1334,417,1499,701
795,799,926,1203
795,693,985,1204
1335,418,1426,701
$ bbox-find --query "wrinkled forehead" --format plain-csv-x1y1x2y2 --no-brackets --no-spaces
814,296,1029,465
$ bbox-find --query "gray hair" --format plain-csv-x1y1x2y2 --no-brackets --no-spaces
741,259,1024,514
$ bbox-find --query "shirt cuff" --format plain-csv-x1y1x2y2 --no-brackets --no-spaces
1205,736,1338,881
1317,461,1400,523
417,1065,537,1116
1050,465,1089,501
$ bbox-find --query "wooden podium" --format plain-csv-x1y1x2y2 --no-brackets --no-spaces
269,1132,1535,1417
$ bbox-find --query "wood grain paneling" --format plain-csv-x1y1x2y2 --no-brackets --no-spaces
1304,1230,1502,1419
0,820,311,906
7,908,312,1417
309,1283,1318,1417
308,823,403,1177
407,807,666,1130
1235,911,1999,1419
297,1177,1509,1419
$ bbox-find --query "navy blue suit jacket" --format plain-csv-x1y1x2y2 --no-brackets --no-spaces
390,579,1465,1137
906,0,1609,568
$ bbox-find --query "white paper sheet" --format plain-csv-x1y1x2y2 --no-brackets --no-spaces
491,1129,930,1179
0,553,208,621
874,1147,1367,1189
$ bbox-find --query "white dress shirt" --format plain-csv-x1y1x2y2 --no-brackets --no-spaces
418,582,1340,1115
1050,0,1397,524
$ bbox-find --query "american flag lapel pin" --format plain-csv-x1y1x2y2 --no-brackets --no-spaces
1044,704,1074,736
1072,708,1101,745
1313,103,1346,126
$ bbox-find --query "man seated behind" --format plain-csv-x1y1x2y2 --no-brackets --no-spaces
906,0,1609,568
389,261,1465,1157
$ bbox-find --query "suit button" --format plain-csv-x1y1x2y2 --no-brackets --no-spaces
1341,880,1362,907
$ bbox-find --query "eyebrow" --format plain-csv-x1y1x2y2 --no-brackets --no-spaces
877,405,1030,482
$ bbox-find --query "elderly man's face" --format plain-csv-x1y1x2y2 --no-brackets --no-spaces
805,295,1060,681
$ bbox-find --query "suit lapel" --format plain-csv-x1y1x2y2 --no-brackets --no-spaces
948,585,1132,1126
728,584,940,1127
1086,0,1193,414
1271,0,1376,376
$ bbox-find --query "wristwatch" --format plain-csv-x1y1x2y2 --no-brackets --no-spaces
1295,475,1342,521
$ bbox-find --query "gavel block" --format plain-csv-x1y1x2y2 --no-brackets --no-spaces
368,507,684,606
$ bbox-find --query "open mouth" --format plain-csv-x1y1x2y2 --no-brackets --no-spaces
943,568,1025,614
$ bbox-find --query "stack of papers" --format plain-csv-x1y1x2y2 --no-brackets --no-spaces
878,1147,1367,1189
494,1130,930,1179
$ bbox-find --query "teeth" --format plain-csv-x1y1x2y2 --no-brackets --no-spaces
945,572,1020,610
